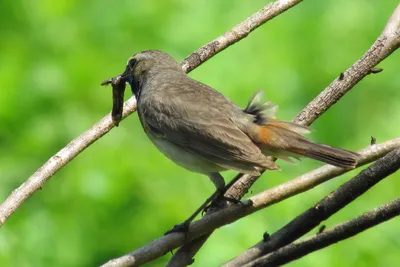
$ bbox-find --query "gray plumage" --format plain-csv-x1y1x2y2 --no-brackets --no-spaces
103,50,359,189
132,51,279,178
102,50,359,232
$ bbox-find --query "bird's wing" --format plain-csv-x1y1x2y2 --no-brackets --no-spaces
139,81,278,174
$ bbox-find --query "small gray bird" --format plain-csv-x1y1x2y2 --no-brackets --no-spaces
102,50,358,232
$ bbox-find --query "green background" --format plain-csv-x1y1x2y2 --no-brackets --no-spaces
0,0,399,266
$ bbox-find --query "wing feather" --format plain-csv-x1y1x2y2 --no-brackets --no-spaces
138,80,277,172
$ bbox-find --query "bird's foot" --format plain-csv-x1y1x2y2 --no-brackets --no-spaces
202,195,243,215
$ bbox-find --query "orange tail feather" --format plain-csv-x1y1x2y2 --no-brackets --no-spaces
252,121,358,168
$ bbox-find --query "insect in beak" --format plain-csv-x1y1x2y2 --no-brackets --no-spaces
101,74,127,126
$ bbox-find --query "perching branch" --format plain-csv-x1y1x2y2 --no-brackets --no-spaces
0,0,303,228
243,198,400,267
100,138,400,267
170,2,400,264
225,148,400,266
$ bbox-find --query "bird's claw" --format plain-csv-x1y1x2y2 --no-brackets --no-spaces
202,195,243,215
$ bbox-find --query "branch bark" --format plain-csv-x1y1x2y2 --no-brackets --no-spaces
0,0,304,228
0,102,136,226
170,2,400,264
295,3,400,125
181,0,304,73
225,148,400,266
100,138,400,267
243,198,400,267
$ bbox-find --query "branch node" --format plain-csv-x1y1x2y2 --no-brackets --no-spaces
263,232,270,241
371,136,377,145
369,67,384,74
317,225,326,234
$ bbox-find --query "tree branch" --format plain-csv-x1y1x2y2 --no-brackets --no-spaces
100,138,400,267
243,198,400,267
170,2,400,264
225,148,400,267
295,2,400,125
0,0,305,228
0,101,135,226
181,0,304,73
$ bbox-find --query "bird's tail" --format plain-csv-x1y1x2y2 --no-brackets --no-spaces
244,90,359,168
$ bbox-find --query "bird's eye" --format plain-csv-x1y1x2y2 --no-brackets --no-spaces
127,58,137,70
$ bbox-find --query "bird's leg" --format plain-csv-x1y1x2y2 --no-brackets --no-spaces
203,173,244,213
165,190,222,235
164,173,226,235
205,173,242,210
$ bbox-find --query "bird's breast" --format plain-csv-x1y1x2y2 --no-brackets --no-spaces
144,129,225,174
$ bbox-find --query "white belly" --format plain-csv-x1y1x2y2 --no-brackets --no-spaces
147,134,225,174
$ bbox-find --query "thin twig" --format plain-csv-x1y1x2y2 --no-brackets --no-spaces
0,0,304,228
295,2,400,124
0,99,137,226
243,198,400,267
225,148,400,267
172,2,400,264
100,138,400,267
181,0,304,73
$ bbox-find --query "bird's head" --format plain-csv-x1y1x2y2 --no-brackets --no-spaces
101,50,181,126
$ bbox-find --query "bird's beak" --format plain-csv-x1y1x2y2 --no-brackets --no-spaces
100,65,130,86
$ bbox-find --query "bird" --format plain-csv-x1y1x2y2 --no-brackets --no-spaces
102,50,359,233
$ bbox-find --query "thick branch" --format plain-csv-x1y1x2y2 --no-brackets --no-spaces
0,0,304,228
243,198,400,267
225,148,400,267
100,139,400,267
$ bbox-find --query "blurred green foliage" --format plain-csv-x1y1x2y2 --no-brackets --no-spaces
0,0,399,266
